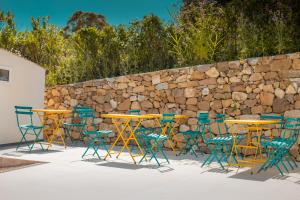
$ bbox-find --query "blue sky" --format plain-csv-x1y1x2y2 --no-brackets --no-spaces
0,0,182,30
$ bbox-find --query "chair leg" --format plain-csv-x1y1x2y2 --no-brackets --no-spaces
16,129,30,151
31,128,44,151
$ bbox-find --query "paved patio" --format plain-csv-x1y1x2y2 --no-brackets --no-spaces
1,144,300,200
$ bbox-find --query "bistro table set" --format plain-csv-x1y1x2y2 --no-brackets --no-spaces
14,105,300,175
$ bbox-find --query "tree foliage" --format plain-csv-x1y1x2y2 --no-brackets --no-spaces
0,1,299,86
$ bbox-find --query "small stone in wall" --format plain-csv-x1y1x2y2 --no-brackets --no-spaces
70,99,78,107
249,73,263,82
155,83,168,90
184,88,196,98
205,67,219,78
152,74,160,85
47,99,55,107
179,124,190,132
274,88,285,99
202,88,209,96
141,100,153,109
110,99,117,109
51,89,60,97
247,57,259,66
292,58,300,70
61,88,69,96
260,92,274,106
286,84,297,94
232,92,248,101
251,105,263,114
262,84,274,93
190,71,205,80
117,99,131,111
229,76,241,83
242,67,252,75
222,99,232,108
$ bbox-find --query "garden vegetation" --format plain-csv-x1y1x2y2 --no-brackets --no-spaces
0,0,299,86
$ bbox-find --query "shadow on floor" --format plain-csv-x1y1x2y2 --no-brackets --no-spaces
228,166,300,184
96,161,160,170
2,148,62,157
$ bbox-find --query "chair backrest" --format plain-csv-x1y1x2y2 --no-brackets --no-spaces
128,109,141,130
215,113,229,136
260,114,284,128
160,113,175,136
197,112,212,142
282,118,300,144
15,106,33,127
77,108,96,131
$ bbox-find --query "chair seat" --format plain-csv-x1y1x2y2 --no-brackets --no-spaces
181,130,199,136
207,136,233,144
142,133,168,141
63,123,83,127
261,139,290,149
85,130,112,136
20,124,43,129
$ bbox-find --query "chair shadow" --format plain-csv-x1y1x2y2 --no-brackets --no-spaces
2,149,62,157
201,167,234,174
96,161,160,170
81,157,103,163
228,166,300,183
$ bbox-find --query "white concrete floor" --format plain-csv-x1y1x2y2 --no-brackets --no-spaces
1,144,300,200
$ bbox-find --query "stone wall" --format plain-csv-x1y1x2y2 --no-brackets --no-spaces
45,52,300,160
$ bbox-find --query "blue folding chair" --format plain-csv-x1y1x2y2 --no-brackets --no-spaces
200,113,234,169
63,106,90,143
259,118,300,175
79,108,113,159
139,113,174,166
15,106,44,152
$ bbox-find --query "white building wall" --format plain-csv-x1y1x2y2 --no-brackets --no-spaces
0,49,45,145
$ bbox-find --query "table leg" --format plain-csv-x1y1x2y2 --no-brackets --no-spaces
104,119,129,160
117,119,145,163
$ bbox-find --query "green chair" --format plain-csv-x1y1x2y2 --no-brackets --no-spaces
260,114,284,139
79,108,112,159
63,106,90,144
200,113,234,169
139,113,174,166
15,106,44,152
259,117,299,175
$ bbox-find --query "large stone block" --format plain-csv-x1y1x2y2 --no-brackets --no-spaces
270,59,292,71
260,92,274,106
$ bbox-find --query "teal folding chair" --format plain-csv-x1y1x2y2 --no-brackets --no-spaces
79,108,112,159
177,129,203,158
15,106,44,152
200,113,234,169
259,117,299,175
63,106,90,144
139,113,174,166
260,114,284,140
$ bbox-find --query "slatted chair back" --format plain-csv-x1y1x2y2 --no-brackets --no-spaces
197,112,212,143
283,118,300,144
215,113,229,136
15,106,34,127
78,108,97,131
128,109,141,130
160,113,175,137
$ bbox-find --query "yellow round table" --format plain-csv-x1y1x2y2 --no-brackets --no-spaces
33,109,72,149
101,113,158,164
224,119,280,168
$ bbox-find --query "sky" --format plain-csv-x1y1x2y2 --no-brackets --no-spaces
0,0,182,30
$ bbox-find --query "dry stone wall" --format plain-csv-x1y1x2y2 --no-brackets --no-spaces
45,52,300,160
